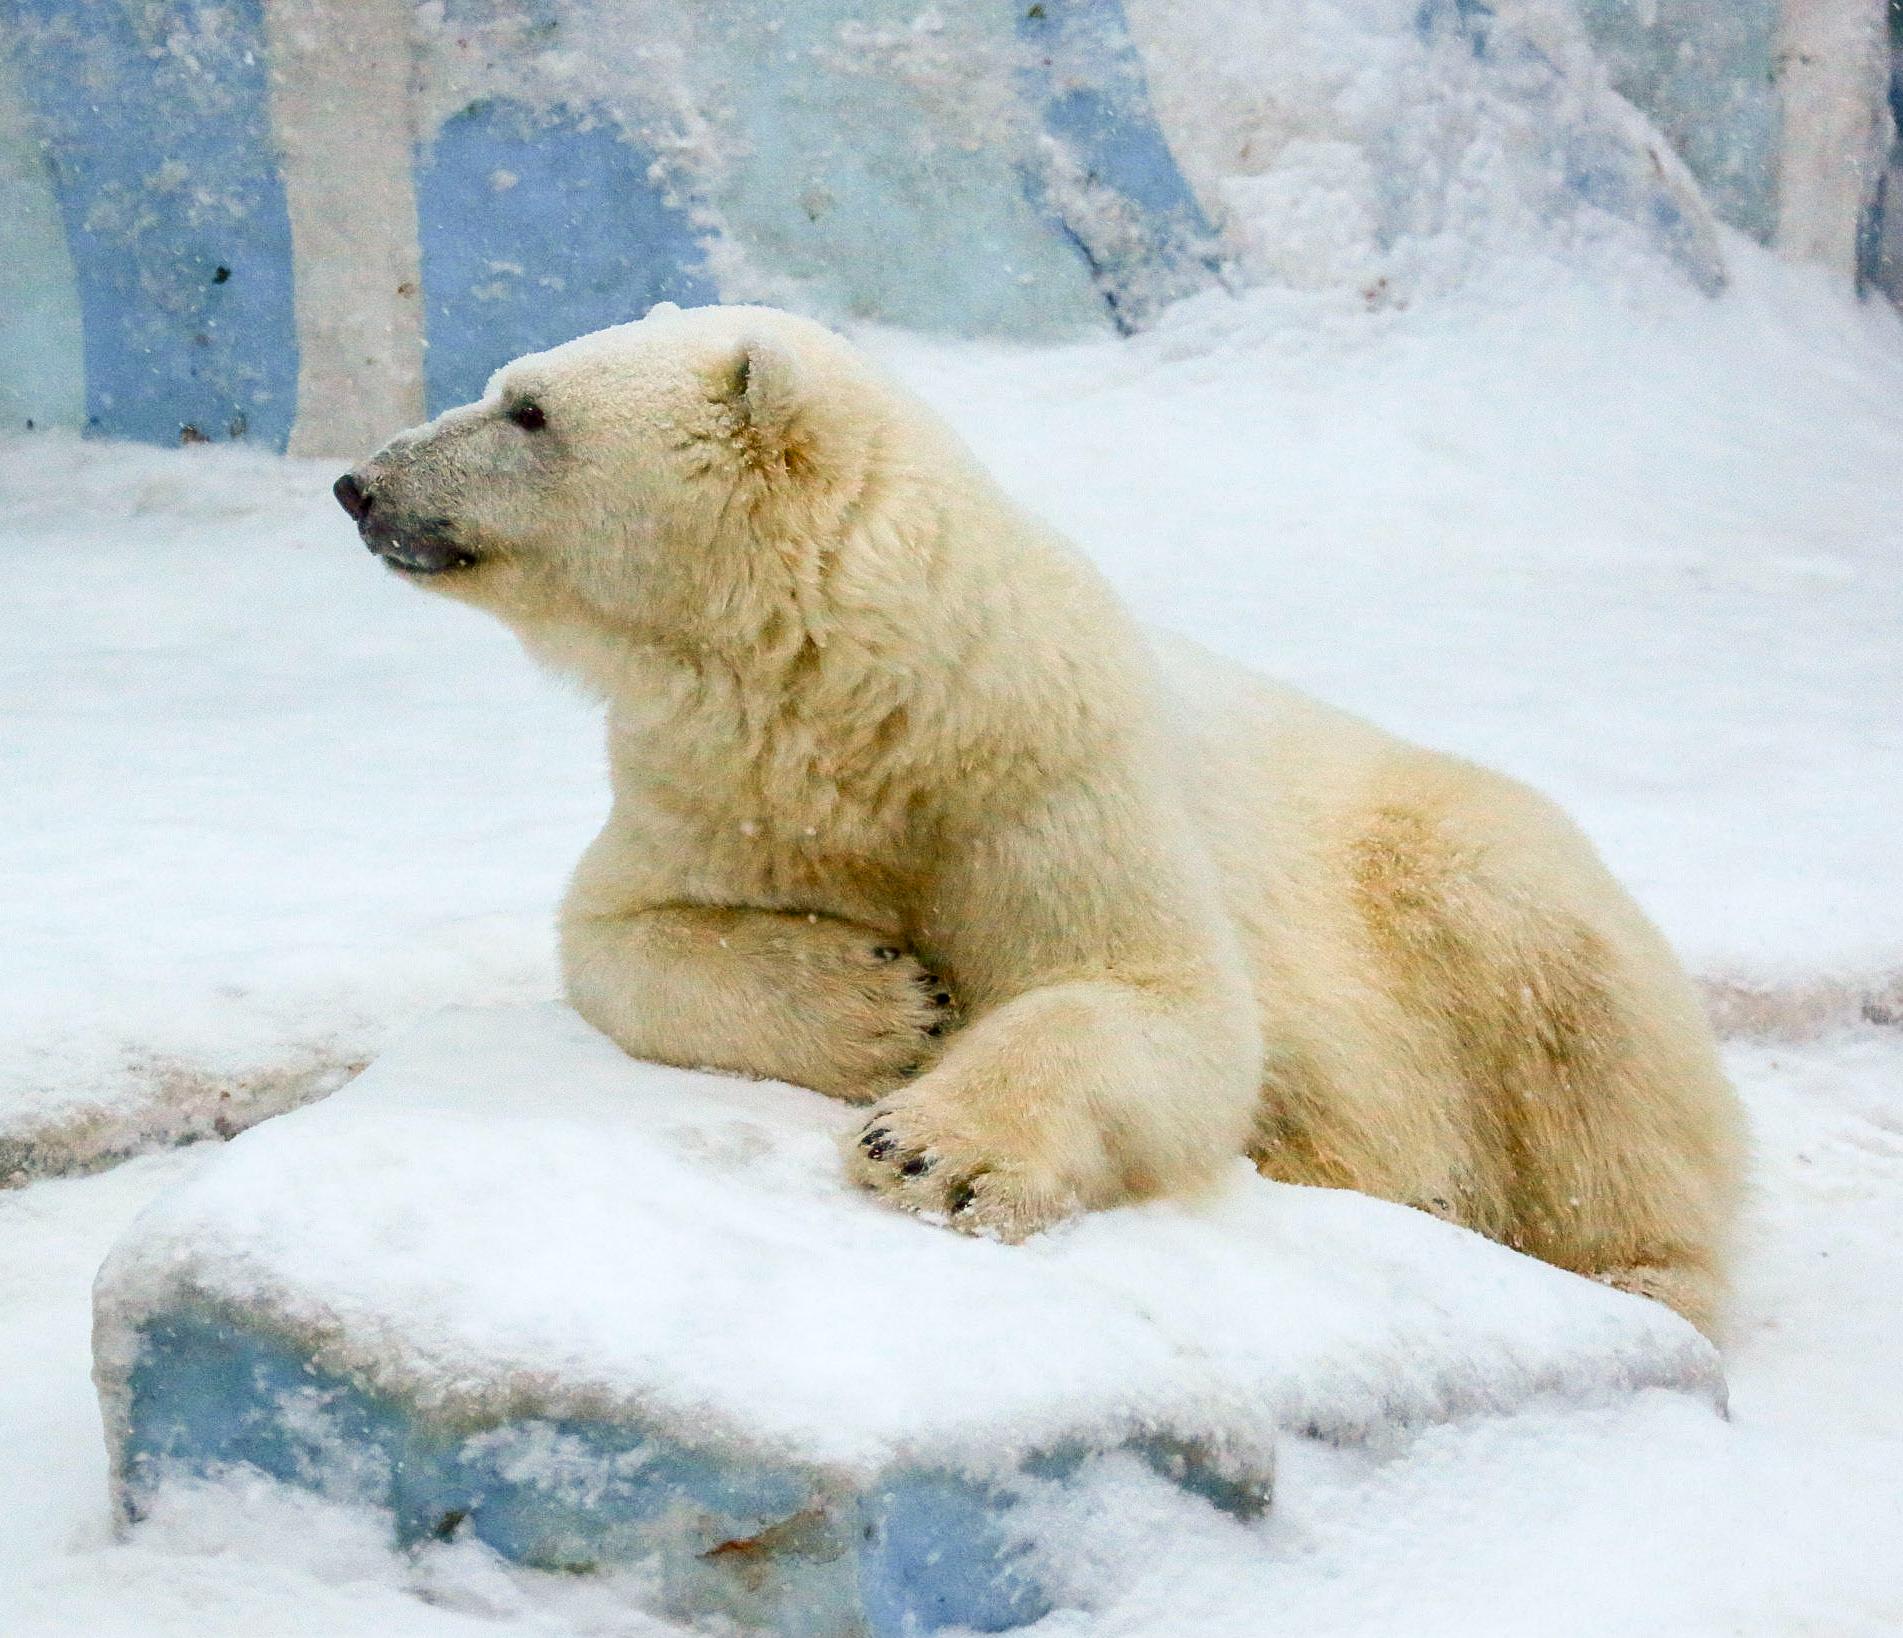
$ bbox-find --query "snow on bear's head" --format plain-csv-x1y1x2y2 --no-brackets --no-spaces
335,303,936,669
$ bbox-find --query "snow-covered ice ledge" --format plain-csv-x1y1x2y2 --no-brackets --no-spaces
93,1005,1723,1633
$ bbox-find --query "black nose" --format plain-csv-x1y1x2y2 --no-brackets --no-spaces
333,472,372,522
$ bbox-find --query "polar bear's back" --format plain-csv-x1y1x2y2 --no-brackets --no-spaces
1147,627,1441,877
1148,628,1395,787
1145,626,1630,924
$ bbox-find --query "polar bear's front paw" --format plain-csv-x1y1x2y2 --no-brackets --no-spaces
843,1097,1084,1241
808,942,957,1096
754,928,958,1102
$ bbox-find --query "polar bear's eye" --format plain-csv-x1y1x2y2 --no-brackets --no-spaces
507,400,547,432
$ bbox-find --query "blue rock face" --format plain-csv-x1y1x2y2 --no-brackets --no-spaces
121,1303,1263,1634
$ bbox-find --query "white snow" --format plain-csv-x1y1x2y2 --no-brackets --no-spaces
3,233,1901,1631
0,438,603,1175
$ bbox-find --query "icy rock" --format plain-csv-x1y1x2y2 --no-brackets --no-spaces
95,1004,1723,1633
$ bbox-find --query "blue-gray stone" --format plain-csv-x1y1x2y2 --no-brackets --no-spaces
120,1304,1248,1633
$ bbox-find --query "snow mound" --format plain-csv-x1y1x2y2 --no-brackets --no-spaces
93,1004,1721,1627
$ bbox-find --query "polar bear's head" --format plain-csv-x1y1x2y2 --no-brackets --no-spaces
335,304,931,664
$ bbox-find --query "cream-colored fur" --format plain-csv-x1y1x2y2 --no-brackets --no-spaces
342,303,1746,1337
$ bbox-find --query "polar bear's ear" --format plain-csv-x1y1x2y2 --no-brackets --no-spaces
730,334,799,428
728,335,805,453
646,300,680,319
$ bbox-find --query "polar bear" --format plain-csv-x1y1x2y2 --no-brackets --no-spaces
336,303,1745,1337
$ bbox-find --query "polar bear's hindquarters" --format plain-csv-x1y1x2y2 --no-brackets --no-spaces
1174,671,1745,1338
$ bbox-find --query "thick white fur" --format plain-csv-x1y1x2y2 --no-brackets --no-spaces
349,304,1746,1336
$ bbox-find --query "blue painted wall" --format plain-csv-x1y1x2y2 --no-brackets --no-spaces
0,0,1212,447
416,99,716,415
0,0,1820,450
1017,0,1218,331
678,0,1115,337
0,33,83,430
7,0,299,444
1576,0,1782,241
1859,27,1903,303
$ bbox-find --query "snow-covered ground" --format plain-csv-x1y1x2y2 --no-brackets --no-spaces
2,238,1900,1632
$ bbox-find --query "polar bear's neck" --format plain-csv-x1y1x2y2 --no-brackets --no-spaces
537,493,1155,834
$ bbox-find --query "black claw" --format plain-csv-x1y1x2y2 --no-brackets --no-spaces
924,1021,945,1037
859,1124,891,1150
946,1177,978,1214
932,991,952,1008
899,1152,931,1177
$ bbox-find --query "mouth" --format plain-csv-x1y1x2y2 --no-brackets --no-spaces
360,521,478,576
